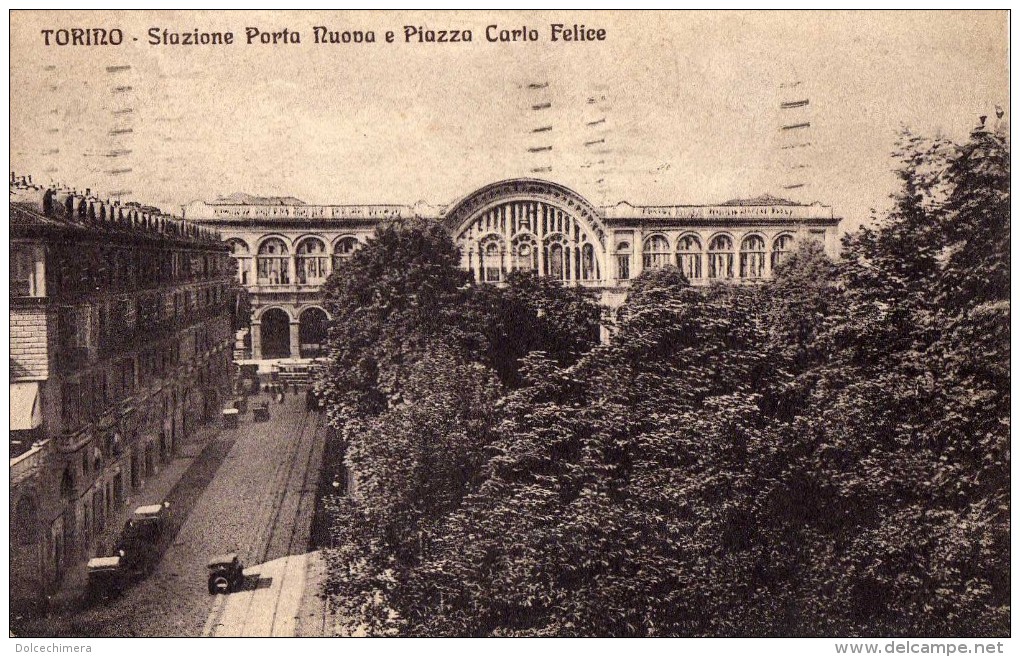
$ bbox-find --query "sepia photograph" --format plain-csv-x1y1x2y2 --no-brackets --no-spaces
7,7,1010,649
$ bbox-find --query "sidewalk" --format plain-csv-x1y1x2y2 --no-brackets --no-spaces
51,419,227,609
205,549,344,637
294,551,332,636
204,552,310,636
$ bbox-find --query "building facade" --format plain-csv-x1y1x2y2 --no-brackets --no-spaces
10,175,236,606
185,179,841,361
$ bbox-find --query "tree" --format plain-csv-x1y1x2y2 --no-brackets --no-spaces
321,123,1008,636
470,270,602,387
319,219,506,635
398,275,783,636
323,347,503,636
773,125,1010,635
320,219,484,423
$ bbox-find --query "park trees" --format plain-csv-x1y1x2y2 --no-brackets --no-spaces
470,270,602,388
319,122,1008,636
320,218,484,422
319,219,603,634
787,126,1010,635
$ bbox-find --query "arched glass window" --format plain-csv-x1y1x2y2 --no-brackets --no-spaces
676,234,702,280
511,234,539,274
481,239,503,283
226,239,251,285
616,241,632,280
298,307,330,358
257,238,289,285
708,235,734,279
546,238,566,280
740,235,767,279
296,238,329,285
581,243,598,281
642,235,670,270
332,237,360,271
772,234,794,270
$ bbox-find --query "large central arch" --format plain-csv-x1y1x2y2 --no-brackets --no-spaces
443,179,608,284
260,307,292,359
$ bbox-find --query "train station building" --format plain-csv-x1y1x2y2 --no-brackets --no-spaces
184,178,841,361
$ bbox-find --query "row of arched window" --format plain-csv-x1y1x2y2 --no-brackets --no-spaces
227,236,361,286
474,236,600,283
227,231,797,287
618,233,794,281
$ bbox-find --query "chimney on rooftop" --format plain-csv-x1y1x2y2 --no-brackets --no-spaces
972,114,991,136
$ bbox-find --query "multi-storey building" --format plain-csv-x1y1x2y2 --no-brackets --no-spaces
10,175,236,606
184,178,841,361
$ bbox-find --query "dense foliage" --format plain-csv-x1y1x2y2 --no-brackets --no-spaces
470,269,602,387
318,219,603,635
319,125,1009,637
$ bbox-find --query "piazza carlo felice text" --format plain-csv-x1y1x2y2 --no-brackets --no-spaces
40,24,608,47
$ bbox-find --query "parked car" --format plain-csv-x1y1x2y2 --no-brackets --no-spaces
119,502,171,545
86,555,127,600
86,501,170,602
222,407,239,429
86,541,158,600
253,401,270,422
207,553,246,594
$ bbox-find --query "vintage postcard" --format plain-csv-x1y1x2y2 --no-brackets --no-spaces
8,8,1010,652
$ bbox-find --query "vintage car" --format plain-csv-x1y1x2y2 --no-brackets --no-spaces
252,401,270,422
120,502,171,544
221,406,240,429
86,542,158,600
207,553,246,594
86,555,127,600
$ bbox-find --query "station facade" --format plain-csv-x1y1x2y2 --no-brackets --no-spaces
184,179,841,361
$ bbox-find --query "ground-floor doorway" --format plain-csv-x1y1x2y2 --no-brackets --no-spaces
260,308,291,359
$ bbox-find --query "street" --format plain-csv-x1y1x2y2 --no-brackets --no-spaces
17,391,327,637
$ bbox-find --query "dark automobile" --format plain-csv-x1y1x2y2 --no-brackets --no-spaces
120,502,171,544
85,541,157,600
252,401,270,422
207,553,246,594
86,555,128,600
222,406,239,428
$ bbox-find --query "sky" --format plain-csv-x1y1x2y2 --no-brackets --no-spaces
9,10,1010,233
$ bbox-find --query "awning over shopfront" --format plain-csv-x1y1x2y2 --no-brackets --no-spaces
10,382,42,431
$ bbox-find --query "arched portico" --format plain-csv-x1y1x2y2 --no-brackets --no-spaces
257,307,293,359
10,493,42,601
444,179,608,285
298,306,330,358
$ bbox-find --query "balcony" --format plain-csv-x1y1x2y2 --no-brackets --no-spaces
11,440,50,487
250,283,325,294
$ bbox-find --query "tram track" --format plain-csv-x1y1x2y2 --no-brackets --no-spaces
261,409,323,636
202,396,325,636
